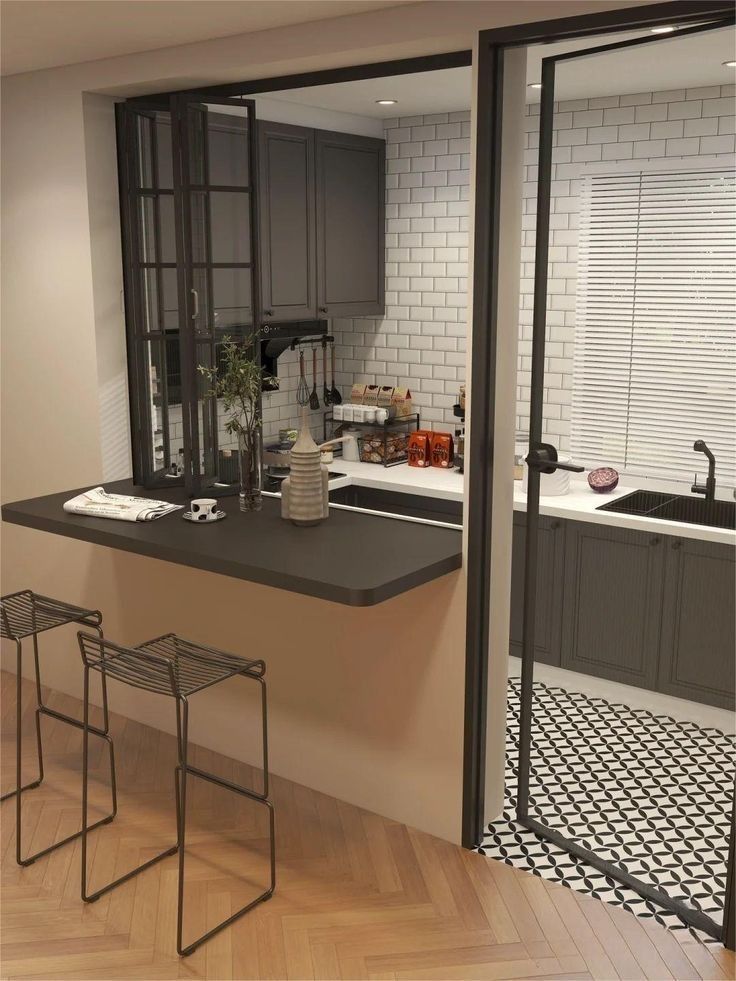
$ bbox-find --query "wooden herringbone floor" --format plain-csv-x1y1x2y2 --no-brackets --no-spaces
1,670,734,981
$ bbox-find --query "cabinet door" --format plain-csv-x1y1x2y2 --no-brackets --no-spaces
561,521,665,688
658,538,735,710
315,130,385,318
509,514,564,666
258,121,316,321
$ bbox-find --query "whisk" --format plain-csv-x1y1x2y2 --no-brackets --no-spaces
296,350,310,406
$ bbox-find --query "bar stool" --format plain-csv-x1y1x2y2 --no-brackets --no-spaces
77,631,275,957
0,590,117,866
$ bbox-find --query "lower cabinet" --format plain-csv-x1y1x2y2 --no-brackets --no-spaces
657,537,735,710
510,513,734,709
509,514,564,666
560,521,665,690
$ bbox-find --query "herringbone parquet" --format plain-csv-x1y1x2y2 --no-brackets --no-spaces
1,669,734,980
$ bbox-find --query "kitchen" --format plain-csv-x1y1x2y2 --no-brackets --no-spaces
1,3,735,966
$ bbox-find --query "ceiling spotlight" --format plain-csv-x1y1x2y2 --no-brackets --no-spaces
528,82,542,89
375,99,397,105
650,25,676,33
723,60,736,68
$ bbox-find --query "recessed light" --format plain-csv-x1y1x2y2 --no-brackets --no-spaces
375,99,397,105
650,25,676,33
528,82,542,90
723,60,736,68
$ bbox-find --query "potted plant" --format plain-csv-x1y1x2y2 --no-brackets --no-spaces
198,336,263,512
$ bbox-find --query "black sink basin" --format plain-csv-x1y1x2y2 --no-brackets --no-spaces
597,490,735,530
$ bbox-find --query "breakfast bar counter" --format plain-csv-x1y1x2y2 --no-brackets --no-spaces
1,479,462,607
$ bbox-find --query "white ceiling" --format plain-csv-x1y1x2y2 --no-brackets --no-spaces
261,25,735,118
0,0,417,77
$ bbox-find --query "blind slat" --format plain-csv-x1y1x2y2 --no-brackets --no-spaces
571,168,736,485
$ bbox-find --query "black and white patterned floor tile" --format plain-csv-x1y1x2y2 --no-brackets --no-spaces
479,679,735,942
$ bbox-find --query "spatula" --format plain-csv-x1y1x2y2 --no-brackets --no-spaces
309,346,320,410
329,340,342,405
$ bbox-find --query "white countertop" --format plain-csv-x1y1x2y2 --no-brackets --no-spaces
328,460,735,546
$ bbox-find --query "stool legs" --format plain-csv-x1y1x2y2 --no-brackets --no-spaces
80,663,177,902
175,687,275,957
6,624,118,867
80,667,276,957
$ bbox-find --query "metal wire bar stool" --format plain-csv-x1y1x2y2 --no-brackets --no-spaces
0,590,117,866
77,631,275,957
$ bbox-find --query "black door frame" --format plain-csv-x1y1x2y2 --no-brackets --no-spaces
466,0,735,947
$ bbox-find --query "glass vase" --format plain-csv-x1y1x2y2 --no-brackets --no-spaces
238,428,263,512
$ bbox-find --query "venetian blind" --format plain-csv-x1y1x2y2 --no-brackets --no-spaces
571,167,736,486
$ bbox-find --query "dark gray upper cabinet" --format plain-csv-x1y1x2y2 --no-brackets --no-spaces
509,514,564,666
560,521,666,690
315,130,385,319
657,538,735,710
258,121,316,322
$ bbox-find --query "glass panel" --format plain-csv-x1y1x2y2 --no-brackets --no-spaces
159,194,176,263
161,268,179,331
190,191,208,264
138,196,156,262
210,191,251,264
212,267,252,329
155,113,173,189
135,114,154,188
141,336,183,476
140,268,158,333
207,111,250,186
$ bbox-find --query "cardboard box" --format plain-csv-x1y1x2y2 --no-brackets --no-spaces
391,387,413,418
350,383,367,403
362,384,381,406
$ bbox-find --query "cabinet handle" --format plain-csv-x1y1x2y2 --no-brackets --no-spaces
264,309,274,317
650,537,661,546
319,306,328,314
550,520,561,530
672,539,682,550
190,289,199,320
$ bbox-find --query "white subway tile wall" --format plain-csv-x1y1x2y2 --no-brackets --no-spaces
518,84,735,452
331,111,471,433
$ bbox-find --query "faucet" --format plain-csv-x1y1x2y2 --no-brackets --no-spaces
692,440,716,503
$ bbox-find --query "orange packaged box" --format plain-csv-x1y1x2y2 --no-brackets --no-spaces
430,432,454,469
407,430,433,468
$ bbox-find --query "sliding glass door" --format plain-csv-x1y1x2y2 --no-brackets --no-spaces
518,17,735,943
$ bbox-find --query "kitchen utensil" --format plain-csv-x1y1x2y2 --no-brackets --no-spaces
329,341,342,405
322,340,331,406
309,347,320,410
296,350,309,406
342,429,360,461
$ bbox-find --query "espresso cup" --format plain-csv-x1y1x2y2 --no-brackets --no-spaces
190,498,219,521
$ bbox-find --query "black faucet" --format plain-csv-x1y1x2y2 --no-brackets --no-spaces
692,440,716,503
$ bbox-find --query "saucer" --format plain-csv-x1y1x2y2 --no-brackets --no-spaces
182,510,227,523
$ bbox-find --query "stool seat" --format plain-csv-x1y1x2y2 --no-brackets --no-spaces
1,590,100,641
78,632,264,698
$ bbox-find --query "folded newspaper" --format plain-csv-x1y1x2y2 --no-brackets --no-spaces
63,486,183,522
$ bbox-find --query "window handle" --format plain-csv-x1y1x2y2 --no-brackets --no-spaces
191,289,199,320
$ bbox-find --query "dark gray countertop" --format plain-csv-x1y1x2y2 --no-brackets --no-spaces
1,480,462,606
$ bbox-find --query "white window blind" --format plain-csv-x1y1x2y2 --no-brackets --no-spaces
571,167,736,487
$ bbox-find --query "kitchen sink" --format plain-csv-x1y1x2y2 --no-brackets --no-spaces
597,490,735,530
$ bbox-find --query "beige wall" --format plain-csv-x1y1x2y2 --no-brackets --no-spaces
1,0,652,843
